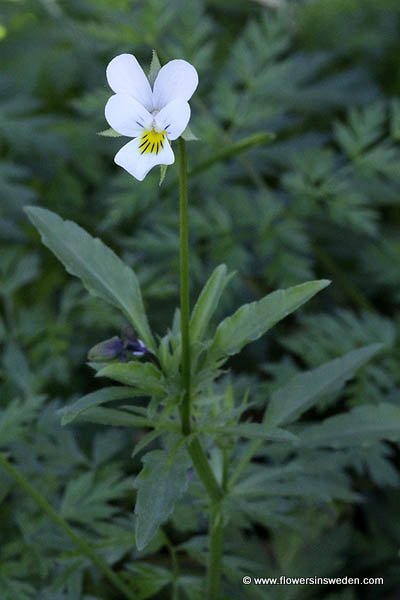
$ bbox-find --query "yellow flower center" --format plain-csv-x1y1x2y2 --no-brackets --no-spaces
138,129,166,155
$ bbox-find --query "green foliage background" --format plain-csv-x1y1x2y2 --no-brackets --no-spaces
1,0,400,598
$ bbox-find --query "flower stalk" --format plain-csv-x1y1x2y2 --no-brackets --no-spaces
178,136,191,436
177,137,224,598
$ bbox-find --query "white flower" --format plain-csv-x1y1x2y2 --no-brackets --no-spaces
104,54,198,181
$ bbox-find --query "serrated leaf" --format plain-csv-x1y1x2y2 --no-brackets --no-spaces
0,395,45,446
265,344,383,427
24,207,154,350
126,563,172,600
207,280,330,363
299,403,400,448
190,264,234,344
97,128,122,137
61,469,131,525
60,387,138,426
97,362,165,396
135,448,190,550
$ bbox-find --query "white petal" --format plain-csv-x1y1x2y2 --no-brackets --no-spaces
105,94,153,137
106,54,153,110
114,137,175,181
155,100,191,141
153,59,198,109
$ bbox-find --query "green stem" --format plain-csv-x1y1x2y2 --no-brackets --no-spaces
187,438,222,503
163,531,179,600
207,504,224,600
177,137,221,501
179,137,191,436
177,137,224,597
0,453,136,600
222,447,229,493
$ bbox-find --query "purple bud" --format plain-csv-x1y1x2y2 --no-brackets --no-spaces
88,336,124,361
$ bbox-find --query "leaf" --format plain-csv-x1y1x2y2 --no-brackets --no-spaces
68,406,150,427
24,207,154,350
2,342,36,396
234,474,360,503
134,448,190,551
60,387,138,426
299,403,400,448
61,468,131,525
265,344,383,427
190,264,234,344
159,164,168,186
207,280,330,363
131,430,163,459
208,423,298,442
0,395,45,446
148,49,162,86
181,126,199,141
97,128,123,137
126,563,172,600
97,362,165,396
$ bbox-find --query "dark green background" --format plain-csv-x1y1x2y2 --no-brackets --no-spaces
1,1,400,598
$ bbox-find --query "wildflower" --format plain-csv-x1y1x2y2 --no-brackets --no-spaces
104,53,198,180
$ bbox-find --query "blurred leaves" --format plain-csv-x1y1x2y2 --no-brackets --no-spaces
1,0,400,598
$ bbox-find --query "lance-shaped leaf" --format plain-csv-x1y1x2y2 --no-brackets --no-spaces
265,344,383,427
207,280,330,363
60,386,140,426
134,448,190,551
64,406,150,427
97,128,122,137
190,264,234,344
205,423,298,442
299,403,400,448
97,362,165,396
25,207,154,350
234,473,361,503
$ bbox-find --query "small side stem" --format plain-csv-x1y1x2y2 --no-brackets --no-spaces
229,440,262,489
189,131,275,178
164,532,179,600
0,453,136,600
313,243,374,311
